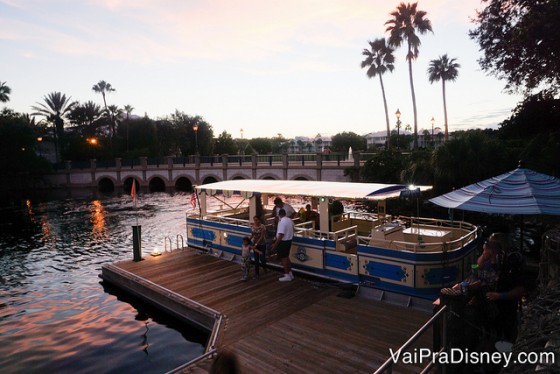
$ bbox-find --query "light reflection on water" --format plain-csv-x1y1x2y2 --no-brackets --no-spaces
0,191,206,373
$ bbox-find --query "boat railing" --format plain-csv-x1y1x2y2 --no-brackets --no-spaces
197,214,251,227
342,211,475,231
407,216,476,231
294,221,316,238
358,223,477,253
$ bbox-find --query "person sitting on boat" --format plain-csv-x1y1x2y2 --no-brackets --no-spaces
270,208,295,282
240,237,261,281
250,215,267,277
271,197,296,225
304,204,320,229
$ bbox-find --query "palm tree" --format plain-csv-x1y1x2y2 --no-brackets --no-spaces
0,81,11,102
361,38,395,148
106,104,122,119
32,92,77,162
69,101,103,137
428,54,460,141
92,80,116,137
124,104,134,155
385,2,432,149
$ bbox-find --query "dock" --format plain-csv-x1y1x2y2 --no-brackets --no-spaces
101,249,434,373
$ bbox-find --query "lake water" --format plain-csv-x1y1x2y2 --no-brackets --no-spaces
0,191,207,373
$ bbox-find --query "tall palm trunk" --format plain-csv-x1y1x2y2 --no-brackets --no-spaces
379,74,391,149
442,79,448,141
101,92,107,111
407,48,419,149
101,92,116,154
52,124,59,164
101,92,114,138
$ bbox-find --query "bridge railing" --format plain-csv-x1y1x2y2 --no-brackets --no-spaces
146,157,167,167
57,152,378,170
122,158,142,168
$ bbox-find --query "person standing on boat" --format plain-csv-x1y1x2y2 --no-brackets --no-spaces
250,215,267,278
271,208,294,282
272,197,296,224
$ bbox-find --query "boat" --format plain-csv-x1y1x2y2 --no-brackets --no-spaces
186,179,479,300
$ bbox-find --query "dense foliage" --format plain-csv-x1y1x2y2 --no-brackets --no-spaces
330,132,367,152
0,109,50,193
213,131,239,155
470,0,560,95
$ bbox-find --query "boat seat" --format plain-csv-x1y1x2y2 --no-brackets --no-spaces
341,238,357,251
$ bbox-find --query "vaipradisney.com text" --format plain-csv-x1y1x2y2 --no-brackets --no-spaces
389,348,556,367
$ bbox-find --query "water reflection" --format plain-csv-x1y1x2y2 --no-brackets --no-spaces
90,200,108,240
0,192,205,373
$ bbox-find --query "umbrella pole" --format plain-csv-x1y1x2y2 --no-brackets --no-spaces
519,214,524,252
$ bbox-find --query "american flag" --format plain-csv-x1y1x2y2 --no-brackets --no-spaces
190,192,197,209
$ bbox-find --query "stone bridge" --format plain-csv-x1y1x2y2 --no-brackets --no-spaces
45,153,364,193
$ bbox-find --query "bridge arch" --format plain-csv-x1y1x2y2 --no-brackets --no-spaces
174,176,194,192
260,174,278,180
201,175,220,185
230,173,251,180
148,176,166,192
97,177,115,192
293,175,313,181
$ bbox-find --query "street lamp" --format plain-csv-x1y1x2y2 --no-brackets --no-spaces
239,128,244,155
37,136,43,157
86,137,98,159
192,124,199,155
431,116,435,147
395,109,402,150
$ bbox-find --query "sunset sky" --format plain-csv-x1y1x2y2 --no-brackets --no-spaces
1,0,522,139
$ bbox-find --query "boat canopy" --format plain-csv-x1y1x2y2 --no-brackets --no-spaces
195,180,431,201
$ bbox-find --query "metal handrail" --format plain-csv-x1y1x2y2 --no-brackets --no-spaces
176,234,185,250
374,304,448,374
164,236,173,252
165,348,217,374
164,306,225,374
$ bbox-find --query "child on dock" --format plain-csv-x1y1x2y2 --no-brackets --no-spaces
241,237,262,281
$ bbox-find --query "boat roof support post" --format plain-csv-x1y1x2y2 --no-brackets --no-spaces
199,191,207,217
319,198,330,235
249,195,257,223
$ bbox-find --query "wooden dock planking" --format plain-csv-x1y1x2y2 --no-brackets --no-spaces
104,249,433,373
221,295,432,374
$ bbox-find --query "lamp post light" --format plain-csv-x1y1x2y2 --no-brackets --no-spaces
87,137,98,159
431,116,435,147
192,124,199,155
239,128,245,155
395,109,402,150
37,136,43,157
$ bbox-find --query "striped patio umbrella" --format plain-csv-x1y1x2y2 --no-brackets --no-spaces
429,166,560,216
